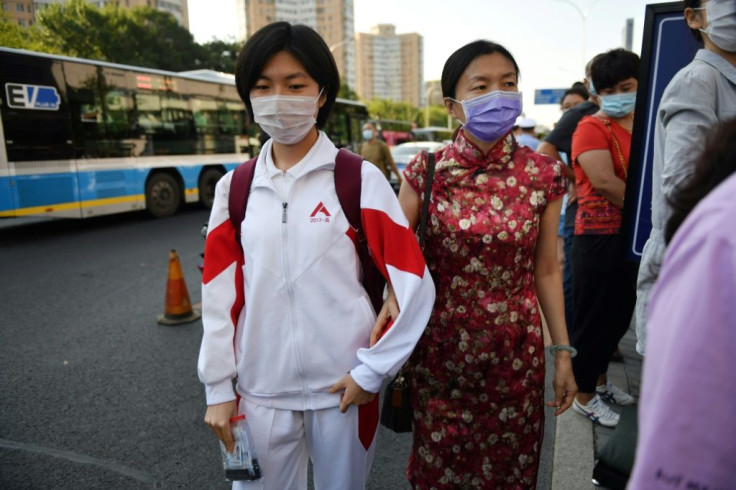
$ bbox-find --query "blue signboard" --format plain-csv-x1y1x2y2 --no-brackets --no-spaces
622,2,702,260
534,88,567,105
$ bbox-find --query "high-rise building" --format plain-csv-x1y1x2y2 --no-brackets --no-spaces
235,0,356,92
1,0,189,29
356,24,422,107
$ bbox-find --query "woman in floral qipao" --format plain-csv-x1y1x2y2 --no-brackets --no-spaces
374,40,578,489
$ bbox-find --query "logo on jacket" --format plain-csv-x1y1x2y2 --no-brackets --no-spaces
310,202,331,223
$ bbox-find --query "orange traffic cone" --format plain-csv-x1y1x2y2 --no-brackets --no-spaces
157,249,201,325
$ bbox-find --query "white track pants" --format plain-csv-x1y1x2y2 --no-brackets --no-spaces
233,397,379,490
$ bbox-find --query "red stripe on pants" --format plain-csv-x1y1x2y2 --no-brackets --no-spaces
358,397,379,450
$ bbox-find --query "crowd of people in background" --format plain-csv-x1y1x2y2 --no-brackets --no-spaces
197,0,736,488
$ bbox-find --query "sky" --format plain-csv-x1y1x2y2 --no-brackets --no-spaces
188,0,674,127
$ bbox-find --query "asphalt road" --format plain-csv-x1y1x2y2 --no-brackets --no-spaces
0,206,554,489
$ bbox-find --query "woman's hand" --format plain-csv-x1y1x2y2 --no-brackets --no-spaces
204,400,238,452
328,374,376,413
369,287,399,346
547,352,578,416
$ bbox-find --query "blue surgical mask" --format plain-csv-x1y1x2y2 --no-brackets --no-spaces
588,79,597,97
362,129,374,140
450,91,523,143
696,0,736,52
600,92,636,119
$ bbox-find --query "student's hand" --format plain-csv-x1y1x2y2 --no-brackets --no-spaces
204,400,238,452
328,374,376,413
546,353,577,416
370,287,399,346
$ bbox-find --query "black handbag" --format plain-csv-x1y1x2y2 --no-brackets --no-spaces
379,150,436,433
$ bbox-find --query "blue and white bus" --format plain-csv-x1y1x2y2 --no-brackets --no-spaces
0,48,368,218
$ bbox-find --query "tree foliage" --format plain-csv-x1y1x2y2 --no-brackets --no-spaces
0,11,31,49
200,38,243,73
366,98,420,124
338,78,359,101
27,0,208,71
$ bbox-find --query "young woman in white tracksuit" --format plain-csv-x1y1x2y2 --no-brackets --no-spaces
197,22,436,490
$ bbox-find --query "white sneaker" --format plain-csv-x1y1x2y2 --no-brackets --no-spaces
596,381,636,406
572,395,620,427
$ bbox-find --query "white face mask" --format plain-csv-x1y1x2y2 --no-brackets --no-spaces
251,90,322,145
697,0,736,52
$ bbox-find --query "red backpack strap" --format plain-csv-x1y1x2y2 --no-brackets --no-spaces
334,149,364,231
334,148,387,313
229,157,258,243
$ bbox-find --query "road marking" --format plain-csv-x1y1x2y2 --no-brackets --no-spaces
0,438,155,485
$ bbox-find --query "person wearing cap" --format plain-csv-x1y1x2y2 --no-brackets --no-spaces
514,117,541,150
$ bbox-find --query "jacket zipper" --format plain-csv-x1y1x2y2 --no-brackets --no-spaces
279,190,309,401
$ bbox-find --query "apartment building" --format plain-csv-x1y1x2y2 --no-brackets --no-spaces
1,0,189,29
235,0,355,91
355,24,422,107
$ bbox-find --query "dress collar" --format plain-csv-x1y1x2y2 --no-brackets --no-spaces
448,129,518,171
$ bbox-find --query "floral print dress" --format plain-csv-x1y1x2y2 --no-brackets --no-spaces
403,130,565,489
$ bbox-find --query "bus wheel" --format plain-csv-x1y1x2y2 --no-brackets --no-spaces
145,173,181,218
198,168,224,209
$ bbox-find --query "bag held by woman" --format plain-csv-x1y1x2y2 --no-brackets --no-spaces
379,150,436,433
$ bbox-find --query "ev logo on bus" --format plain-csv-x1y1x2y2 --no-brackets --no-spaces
5,83,61,111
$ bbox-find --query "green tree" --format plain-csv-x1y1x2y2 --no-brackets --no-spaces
365,98,421,124
200,38,242,73
26,0,207,71
123,7,207,71
0,11,30,49
338,78,359,100
424,105,453,128
31,0,108,58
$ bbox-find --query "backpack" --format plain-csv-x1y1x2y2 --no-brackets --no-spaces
228,148,386,313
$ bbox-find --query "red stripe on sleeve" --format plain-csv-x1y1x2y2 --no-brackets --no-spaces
202,219,245,329
202,220,243,284
361,208,426,278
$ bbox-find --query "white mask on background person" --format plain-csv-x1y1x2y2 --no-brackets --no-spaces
697,0,736,52
251,90,322,145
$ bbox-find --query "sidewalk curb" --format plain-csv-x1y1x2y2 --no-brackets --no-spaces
551,407,595,489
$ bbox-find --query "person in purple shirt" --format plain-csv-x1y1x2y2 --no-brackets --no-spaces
629,118,736,489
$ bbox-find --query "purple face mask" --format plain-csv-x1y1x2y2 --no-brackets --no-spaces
454,91,523,143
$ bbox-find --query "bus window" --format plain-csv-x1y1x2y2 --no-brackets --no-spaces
325,98,368,152
191,96,218,154
160,91,194,155
135,92,163,155
216,99,248,154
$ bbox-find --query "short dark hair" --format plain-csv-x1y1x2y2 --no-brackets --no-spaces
441,40,520,100
234,22,339,127
564,84,589,102
590,49,640,92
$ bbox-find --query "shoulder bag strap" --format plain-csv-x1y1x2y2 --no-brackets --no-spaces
417,151,436,249
596,116,628,178
228,157,258,243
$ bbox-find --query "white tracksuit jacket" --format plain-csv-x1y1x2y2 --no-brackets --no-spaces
198,133,436,410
